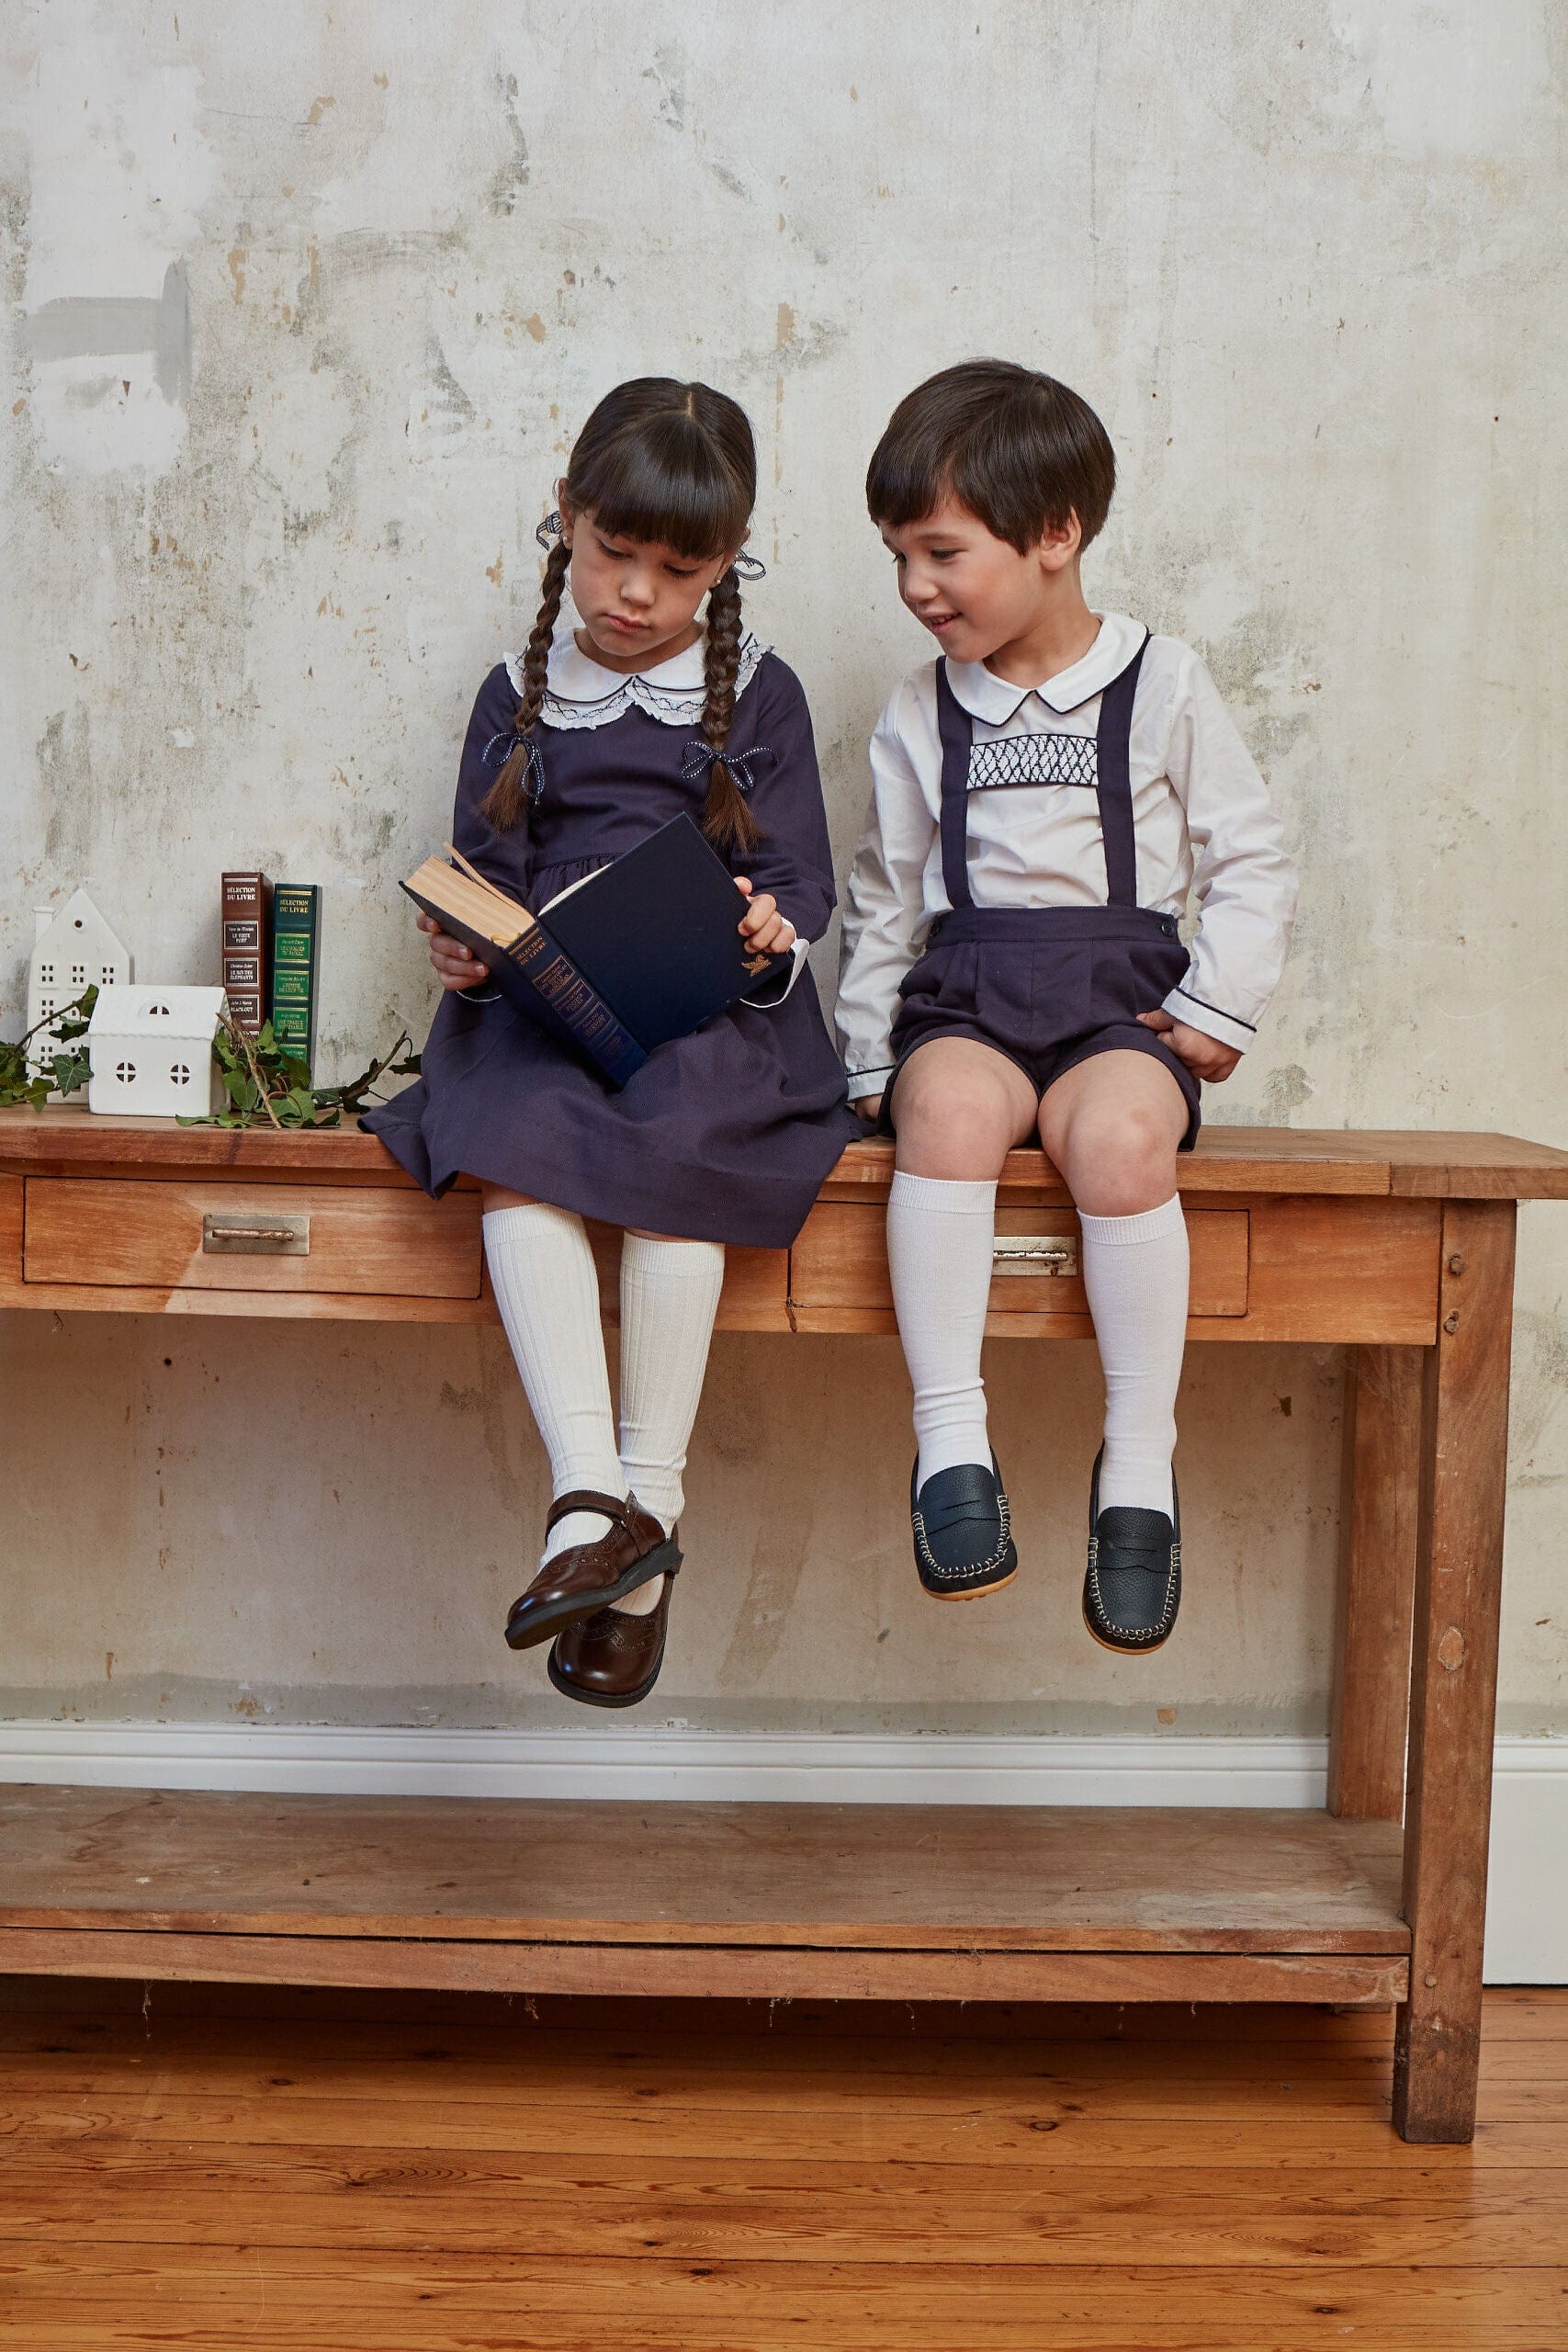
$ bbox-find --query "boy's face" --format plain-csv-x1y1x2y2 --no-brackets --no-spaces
880,495,1079,668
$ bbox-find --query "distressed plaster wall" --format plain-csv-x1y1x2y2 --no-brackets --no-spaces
2,0,1564,1737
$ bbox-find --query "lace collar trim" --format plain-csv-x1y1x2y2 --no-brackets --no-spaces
504,619,769,731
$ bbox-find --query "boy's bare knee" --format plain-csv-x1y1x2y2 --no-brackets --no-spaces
1052,1101,1180,1216
896,1077,1014,1179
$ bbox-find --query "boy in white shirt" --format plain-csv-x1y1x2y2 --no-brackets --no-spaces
837,361,1297,1651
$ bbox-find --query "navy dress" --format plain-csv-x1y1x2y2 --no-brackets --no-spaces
364,649,858,1246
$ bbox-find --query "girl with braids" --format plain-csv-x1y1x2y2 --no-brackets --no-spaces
366,379,854,1709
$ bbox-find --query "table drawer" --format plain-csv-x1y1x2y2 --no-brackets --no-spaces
791,1204,1249,1318
24,1179,483,1299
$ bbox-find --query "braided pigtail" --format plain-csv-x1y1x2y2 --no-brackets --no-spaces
478,537,571,831
697,566,761,855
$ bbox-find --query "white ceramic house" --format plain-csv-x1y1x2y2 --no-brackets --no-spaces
86,985,226,1117
27,889,131,1076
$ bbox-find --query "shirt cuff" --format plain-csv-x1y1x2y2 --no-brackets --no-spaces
739,934,809,1009
1160,983,1257,1056
844,1061,896,1102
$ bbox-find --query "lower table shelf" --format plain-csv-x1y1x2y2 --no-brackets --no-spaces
0,1787,1409,2004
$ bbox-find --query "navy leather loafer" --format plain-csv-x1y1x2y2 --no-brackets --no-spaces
1082,1449,1181,1653
910,1455,1018,1600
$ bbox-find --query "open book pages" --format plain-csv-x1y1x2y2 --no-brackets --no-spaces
403,856,536,949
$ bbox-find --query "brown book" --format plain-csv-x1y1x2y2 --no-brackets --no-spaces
220,870,272,1035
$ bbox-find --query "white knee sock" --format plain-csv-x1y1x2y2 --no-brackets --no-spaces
483,1204,627,1565
1078,1193,1189,1518
617,1234,727,1532
886,1170,998,1486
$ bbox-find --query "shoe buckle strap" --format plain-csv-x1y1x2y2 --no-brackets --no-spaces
546,1488,636,1538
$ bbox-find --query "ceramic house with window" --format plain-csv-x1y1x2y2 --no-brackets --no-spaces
27,889,131,1076
86,986,226,1117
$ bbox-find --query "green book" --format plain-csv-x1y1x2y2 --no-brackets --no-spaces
269,884,321,1079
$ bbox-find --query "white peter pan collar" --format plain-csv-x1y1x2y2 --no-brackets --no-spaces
944,610,1145,725
505,616,768,731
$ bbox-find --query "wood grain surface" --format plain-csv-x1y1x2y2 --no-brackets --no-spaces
1394,1202,1518,2144
1329,1346,1424,1821
0,1788,1408,1954
5,1107,1568,1197
0,1984,1560,2348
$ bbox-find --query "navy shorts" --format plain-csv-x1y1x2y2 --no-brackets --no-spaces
887,904,1201,1150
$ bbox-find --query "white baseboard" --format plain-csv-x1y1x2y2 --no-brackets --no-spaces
0,1723,1561,1983
0,1723,1328,1804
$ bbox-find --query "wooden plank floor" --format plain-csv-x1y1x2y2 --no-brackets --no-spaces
0,1981,1562,2349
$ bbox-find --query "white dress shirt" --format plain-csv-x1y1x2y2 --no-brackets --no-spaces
835,611,1299,1098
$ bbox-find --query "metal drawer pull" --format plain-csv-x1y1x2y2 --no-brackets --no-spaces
202,1212,310,1257
992,1234,1078,1278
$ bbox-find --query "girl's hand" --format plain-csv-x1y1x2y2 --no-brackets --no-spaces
418,910,491,991
1138,1008,1241,1084
852,1093,885,1124
734,876,798,959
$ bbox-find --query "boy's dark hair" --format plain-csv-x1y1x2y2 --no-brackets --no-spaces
481,377,760,852
865,360,1115,554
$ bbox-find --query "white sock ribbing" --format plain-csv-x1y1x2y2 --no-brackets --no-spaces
483,1204,627,1566
1078,1193,1189,1518
613,1234,725,1614
886,1170,998,1486
619,1233,724,1512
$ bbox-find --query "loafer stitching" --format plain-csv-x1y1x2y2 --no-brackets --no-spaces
913,1493,1013,1581
1087,1533,1180,1638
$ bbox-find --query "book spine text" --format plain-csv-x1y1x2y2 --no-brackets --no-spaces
507,925,644,1085
270,884,321,1079
220,871,272,1036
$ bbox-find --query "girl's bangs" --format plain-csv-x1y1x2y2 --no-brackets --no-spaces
575,426,749,563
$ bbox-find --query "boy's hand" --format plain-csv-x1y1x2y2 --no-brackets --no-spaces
418,910,491,991
1138,1008,1241,1083
734,876,798,959
852,1093,885,1124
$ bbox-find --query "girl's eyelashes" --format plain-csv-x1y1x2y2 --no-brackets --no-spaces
593,535,703,580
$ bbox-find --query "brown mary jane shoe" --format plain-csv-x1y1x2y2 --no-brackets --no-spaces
547,1566,679,1709
504,1491,681,1652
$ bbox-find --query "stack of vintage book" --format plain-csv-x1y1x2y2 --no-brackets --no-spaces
220,871,322,1077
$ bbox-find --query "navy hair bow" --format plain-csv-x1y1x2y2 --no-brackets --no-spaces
680,740,775,796
482,729,547,801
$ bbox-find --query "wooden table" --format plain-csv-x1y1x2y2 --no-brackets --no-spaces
3,1107,1566,2143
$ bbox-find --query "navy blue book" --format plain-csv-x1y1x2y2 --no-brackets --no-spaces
400,815,787,1088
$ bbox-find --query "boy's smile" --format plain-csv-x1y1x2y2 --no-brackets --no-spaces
881,493,1100,689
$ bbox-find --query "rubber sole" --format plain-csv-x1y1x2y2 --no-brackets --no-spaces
923,1566,1020,1601
504,1535,682,1652
547,1636,666,1709
1081,1602,1175,1656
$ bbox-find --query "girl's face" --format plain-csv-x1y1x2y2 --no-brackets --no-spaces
880,493,1080,669
560,496,739,673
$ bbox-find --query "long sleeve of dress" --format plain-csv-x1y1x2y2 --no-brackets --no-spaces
728,655,838,1007
449,662,525,876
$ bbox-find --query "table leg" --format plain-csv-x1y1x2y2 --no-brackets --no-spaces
1393,1200,1516,2143
1329,1346,1424,1821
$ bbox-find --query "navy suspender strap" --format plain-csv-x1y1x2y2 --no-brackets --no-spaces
936,630,1151,915
1093,631,1150,910
934,660,976,910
